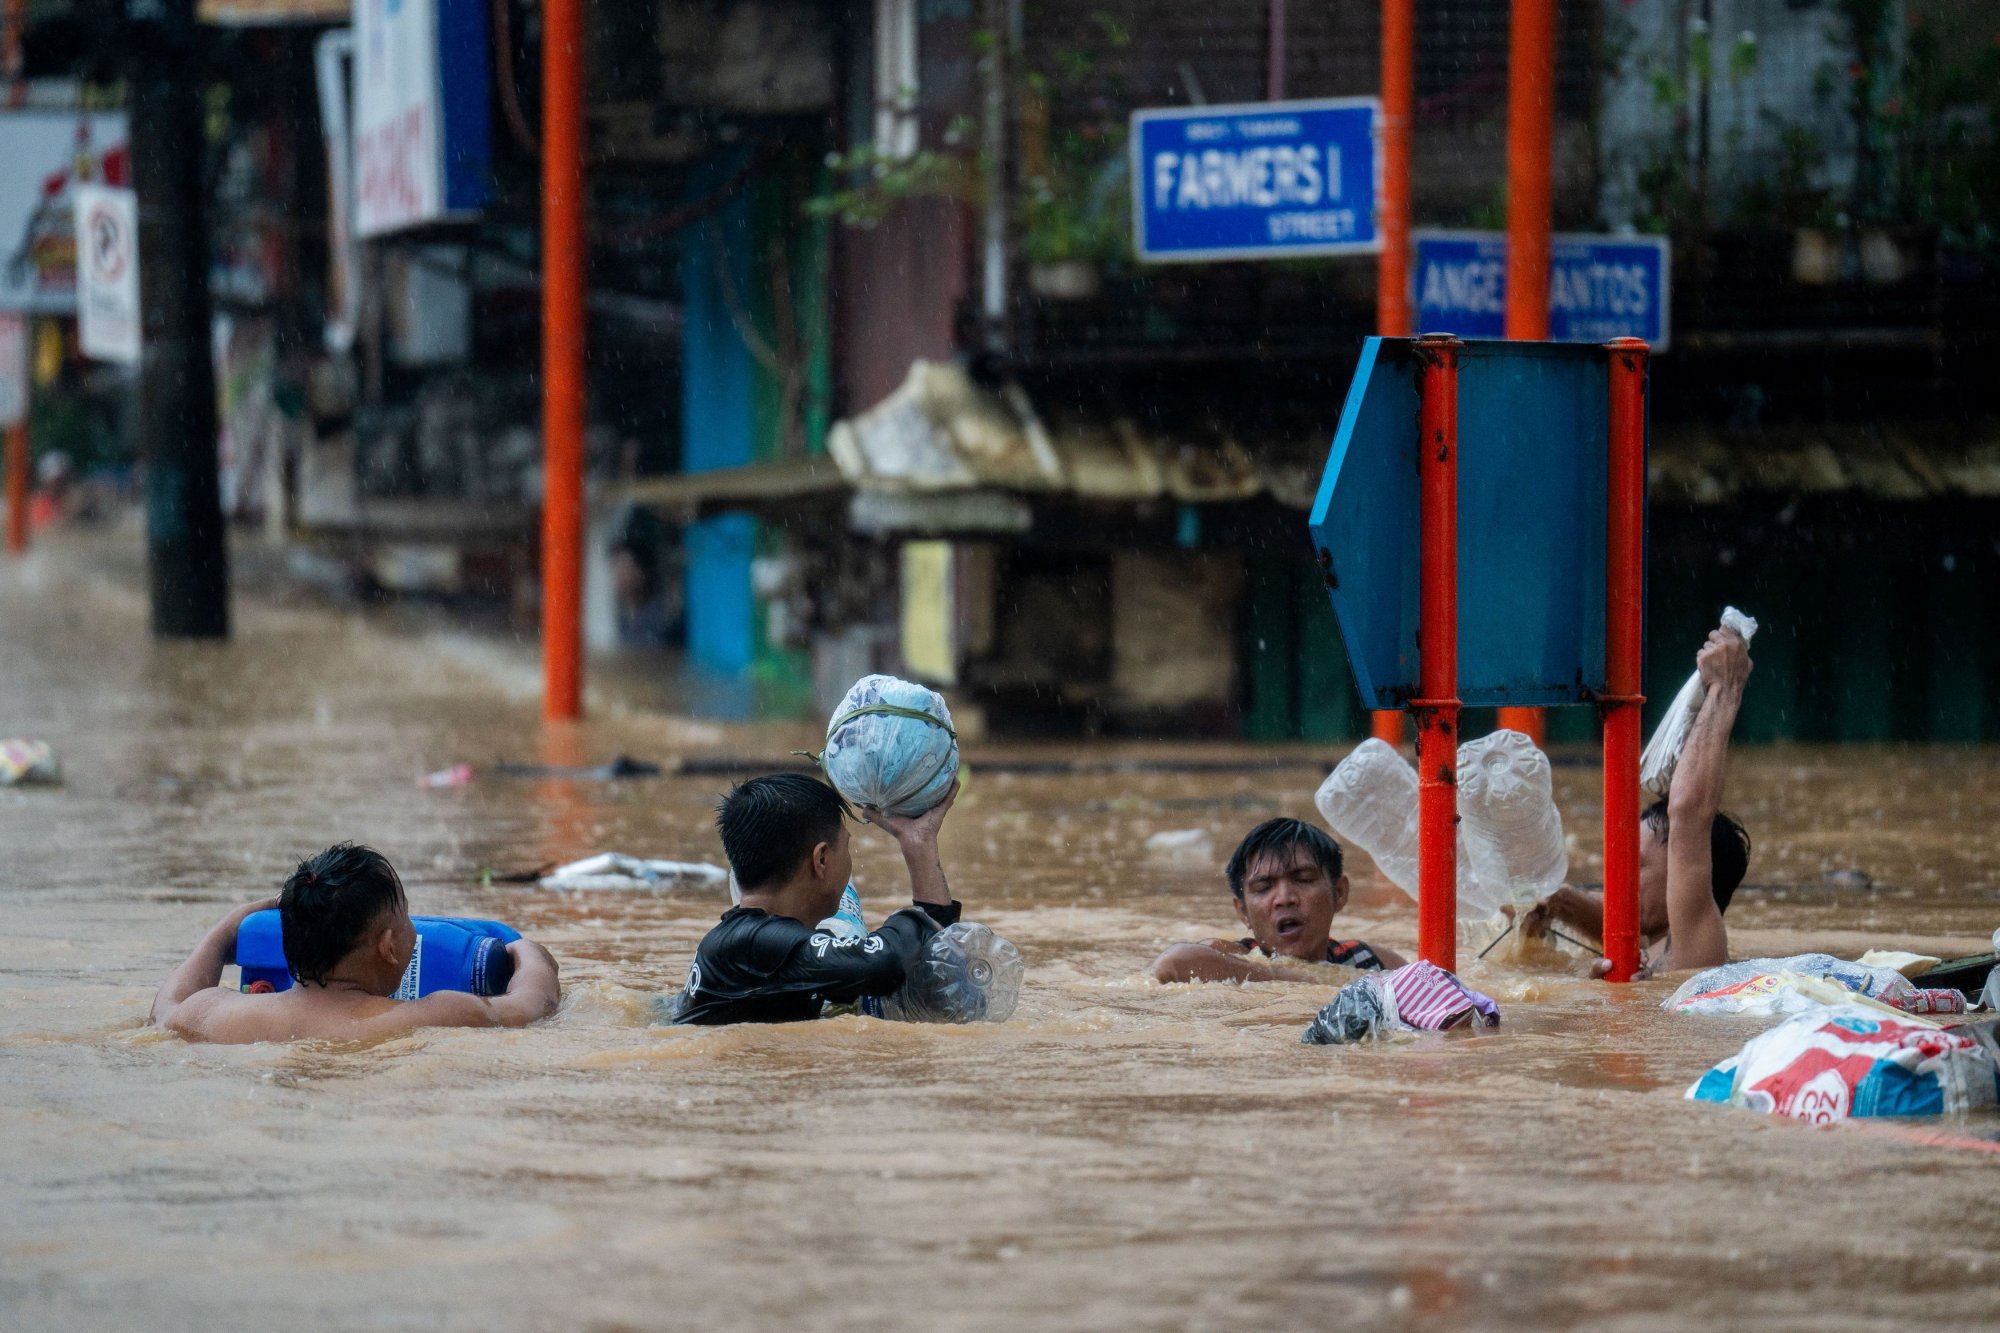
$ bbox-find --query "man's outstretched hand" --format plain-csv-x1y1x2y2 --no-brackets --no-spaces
860,777,959,847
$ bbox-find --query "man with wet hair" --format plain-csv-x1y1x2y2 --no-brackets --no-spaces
151,843,561,1043
1526,626,1754,974
673,772,963,1024
1149,817,1406,984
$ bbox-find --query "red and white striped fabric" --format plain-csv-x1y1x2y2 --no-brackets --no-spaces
1380,960,1500,1031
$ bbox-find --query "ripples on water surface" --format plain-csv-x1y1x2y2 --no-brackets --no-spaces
4,541,2000,1330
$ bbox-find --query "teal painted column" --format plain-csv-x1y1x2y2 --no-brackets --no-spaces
1831,555,1893,742
1243,558,1299,741
1930,557,1986,742
1295,566,1358,741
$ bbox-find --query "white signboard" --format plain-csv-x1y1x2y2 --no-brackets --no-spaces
355,0,438,235
354,0,490,238
0,112,130,314
0,314,26,426
74,185,142,366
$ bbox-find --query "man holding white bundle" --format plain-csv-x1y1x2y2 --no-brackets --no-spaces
1527,624,1755,975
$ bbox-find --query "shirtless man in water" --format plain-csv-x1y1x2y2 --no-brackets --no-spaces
1526,626,1754,975
1150,818,1406,983
151,843,560,1043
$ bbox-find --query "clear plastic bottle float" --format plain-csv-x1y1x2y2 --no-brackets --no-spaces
818,674,960,817
1455,729,1569,914
1315,738,1487,917
865,922,1023,1024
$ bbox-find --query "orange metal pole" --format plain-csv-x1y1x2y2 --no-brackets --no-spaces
1498,0,1556,747
4,421,24,554
4,0,25,555
540,0,586,720
1376,0,1412,340
3,0,23,107
1412,334,1461,972
1370,0,1414,749
1600,338,1648,982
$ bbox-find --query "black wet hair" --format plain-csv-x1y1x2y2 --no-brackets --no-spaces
1226,818,1344,899
1642,803,1752,912
716,774,852,891
279,843,406,986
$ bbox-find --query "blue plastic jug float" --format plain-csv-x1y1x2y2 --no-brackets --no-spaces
235,911,521,998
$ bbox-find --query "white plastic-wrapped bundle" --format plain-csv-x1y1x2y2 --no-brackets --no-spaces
1314,739,1492,919
1456,730,1568,912
820,674,960,817
1640,607,1759,798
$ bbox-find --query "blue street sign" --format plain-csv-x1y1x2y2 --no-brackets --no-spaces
1130,98,1380,263
1412,231,1672,350
1309,338,1636,709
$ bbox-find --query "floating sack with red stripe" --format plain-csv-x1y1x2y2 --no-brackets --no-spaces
1304,960,1500,1045
1686,1005,2000,1122
1664,953,1919,1018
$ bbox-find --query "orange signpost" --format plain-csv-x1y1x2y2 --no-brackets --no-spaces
540,0,586,720
1371,0,1415,748
1499,0,1557,746
1599,338,1649,982
5,0,26,556
4,421,23,554
1412,335,1463,971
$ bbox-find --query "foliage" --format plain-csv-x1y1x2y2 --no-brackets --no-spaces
804,118,981,228
806,10,1135,268
1881,4,2000,247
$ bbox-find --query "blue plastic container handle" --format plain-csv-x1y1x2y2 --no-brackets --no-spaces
236,911,522,998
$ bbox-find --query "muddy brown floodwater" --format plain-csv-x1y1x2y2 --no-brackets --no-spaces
5,533,2000,1331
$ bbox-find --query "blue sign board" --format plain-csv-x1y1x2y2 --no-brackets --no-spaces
1309,338,1639,709
1412,230,1672,350
1130,98,1380,263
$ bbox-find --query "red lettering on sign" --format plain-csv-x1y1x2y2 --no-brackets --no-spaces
357,105,431,228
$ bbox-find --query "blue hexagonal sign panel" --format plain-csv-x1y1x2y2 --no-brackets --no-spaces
1307,337,1633,710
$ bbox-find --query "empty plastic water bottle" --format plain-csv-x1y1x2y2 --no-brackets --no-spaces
816,885,867,941
1456,730,1568,912
867,922,1023,1024
1315,739,1489,917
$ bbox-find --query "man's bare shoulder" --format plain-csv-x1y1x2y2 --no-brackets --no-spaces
163,987,300,1044
164,987,405,1045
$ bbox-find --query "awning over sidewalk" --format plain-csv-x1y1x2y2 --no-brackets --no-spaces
827,360,1313,506
829,359,2000,510
200,0,349,23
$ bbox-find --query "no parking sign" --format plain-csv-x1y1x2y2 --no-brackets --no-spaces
74,184,141,366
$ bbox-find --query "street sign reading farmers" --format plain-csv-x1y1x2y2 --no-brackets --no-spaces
1412,230,1672,349
73,184,140,366
1130,98,1380,263
1309,338,1629,709
354,0,492,237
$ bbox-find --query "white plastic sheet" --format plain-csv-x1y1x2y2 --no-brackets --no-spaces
820,674,959,817
1639,606,1759,798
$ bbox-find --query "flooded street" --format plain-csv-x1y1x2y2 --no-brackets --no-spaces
5,536,2000,1331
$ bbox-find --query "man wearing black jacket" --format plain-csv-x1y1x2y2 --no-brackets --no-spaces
673,773,962,1024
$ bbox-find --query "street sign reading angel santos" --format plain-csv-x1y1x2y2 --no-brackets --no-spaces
1130,98,1381,262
